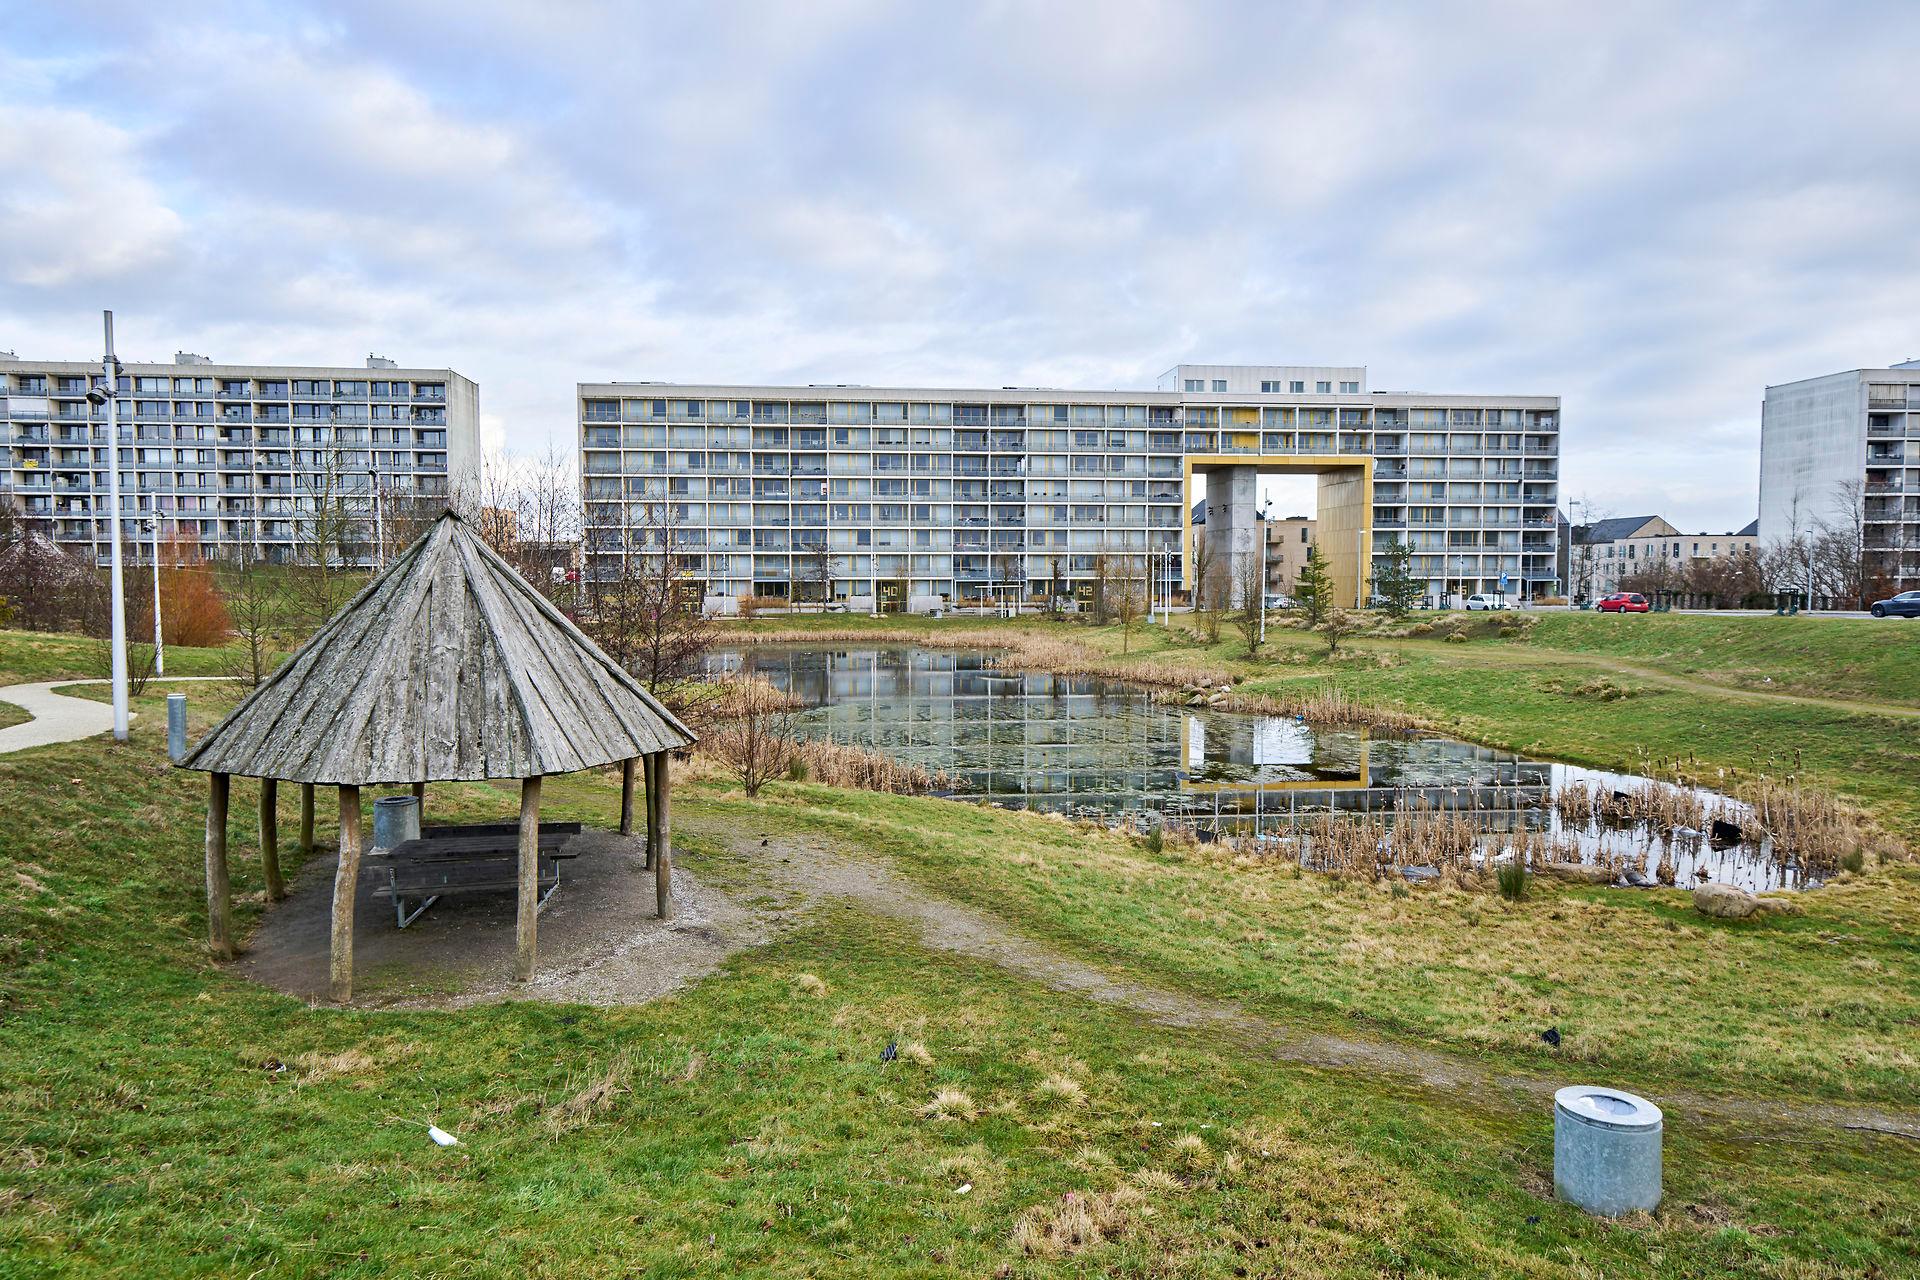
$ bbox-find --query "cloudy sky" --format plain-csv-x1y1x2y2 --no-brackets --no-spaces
4,0,1917,533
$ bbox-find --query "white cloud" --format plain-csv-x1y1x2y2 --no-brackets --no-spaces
2,1,1919,534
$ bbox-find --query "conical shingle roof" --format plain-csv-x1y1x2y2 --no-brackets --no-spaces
181,511,696,784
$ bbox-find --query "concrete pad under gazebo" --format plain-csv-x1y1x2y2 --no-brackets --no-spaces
178,511,697,1002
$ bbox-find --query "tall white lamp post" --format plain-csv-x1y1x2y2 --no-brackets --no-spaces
149,501,165,676
86,311,129,742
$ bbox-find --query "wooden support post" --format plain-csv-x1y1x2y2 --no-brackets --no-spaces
298,782,315,854
259,777,284,902
205,773,232,959
330,785,363,1003
654,752,673,920
642,754,657,870
514,776,543,982
412,780,425,818
619,757,636,837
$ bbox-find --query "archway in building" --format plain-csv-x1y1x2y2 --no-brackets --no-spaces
1183,456,1374,609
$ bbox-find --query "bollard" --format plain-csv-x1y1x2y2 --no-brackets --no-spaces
371,795,421,853
1554,1086,1662,1216
166,693,188,763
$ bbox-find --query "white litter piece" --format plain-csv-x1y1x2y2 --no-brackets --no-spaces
955,1183,972,1195
427,1125,459,1147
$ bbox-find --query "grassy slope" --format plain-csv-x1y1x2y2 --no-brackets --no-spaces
689,784,1920,1104
1511,612,1920,706
2,713,1916,1277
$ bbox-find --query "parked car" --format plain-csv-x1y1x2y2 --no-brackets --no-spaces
1464,594,1509,611
1869,590,1920,618
1597,592,1650,613
1263,593,1295,611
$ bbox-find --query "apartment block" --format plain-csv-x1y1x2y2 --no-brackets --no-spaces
1760,360,1920,588
0,353,480,565
577,364,1561,611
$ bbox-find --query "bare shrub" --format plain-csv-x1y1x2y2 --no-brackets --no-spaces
700,677,798,798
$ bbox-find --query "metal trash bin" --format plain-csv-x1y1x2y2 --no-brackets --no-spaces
1554,1086,1662,1216
166,693,188,763
372,795,421,853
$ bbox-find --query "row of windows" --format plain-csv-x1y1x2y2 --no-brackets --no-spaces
581,398,1557,429
6,375,446,399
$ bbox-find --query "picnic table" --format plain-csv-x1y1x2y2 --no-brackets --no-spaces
371,822,585,928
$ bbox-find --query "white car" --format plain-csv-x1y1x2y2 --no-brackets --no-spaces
1464,594,1509,611
1263,593,1295,611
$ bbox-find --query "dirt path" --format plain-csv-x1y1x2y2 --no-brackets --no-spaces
698,820,1920,1144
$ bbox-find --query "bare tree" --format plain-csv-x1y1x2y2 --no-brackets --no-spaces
1110,554,1147,651
222,556,286,686
470,446,582,605
1810,478,1869,609
1088,552,1115,625
1234,550,1266,657
796,542,837,607
1565,496,1611,605
290,443,370,630
703,678,798,798
581,499,714,709
1320,608,1363,656
1190,529,1221,637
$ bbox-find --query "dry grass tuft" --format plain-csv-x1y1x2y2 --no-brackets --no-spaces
1032,1073,1086,1108
1010,1185,1146,1257
543,1049,635,1136
896,1038,934,1067
920,1087,978,1122
293,1047,376,1083
790,972,830,999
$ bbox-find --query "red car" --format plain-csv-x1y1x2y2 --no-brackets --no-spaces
1597,592,1649,613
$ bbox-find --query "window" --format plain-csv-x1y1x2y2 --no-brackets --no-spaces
1290,380,1304,392
1340,381,1360,393
1184,379,1202,392
1260,381,1279,393
1211,379,1227,392
1316,381,1331,393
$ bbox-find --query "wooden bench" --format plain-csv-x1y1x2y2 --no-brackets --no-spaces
371,823,585,928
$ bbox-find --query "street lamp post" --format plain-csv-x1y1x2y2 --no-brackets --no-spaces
89,311,129,742
149,501,164,676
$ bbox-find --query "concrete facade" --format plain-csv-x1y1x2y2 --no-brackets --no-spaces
577,363,1560,609
1760,361,1920,589
0,353,479,565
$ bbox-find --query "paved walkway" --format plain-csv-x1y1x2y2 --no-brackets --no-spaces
0,676,233,755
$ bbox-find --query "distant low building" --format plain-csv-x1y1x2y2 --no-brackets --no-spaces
1570,514,1758,599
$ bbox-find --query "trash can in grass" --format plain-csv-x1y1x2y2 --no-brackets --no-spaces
372,795,420,853
166,693,188,763
1554,1086,1662,1216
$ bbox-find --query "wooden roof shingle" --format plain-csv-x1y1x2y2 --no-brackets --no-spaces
180,511,697,784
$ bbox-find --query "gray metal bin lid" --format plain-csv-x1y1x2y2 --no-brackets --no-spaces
1554,1086,1662,1131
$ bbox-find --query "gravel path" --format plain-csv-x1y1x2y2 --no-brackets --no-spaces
0,675,234,755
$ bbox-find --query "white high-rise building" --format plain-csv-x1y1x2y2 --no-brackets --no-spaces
0,353,479,565
577,364,1561,610
1760,360,1920,590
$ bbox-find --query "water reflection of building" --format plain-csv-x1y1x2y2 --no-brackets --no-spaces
712,647,1555,828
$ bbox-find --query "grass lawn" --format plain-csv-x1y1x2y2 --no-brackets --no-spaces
3,699,1917,1276
4,620,1919,1274
1510,612,1920,707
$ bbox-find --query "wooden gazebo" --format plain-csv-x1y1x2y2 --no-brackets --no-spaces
179,511,697,1001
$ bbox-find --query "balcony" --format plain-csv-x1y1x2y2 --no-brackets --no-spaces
1868,396,1907,410
1866,479,1904,494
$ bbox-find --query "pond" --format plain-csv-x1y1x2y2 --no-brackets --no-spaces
707,644,1816,891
